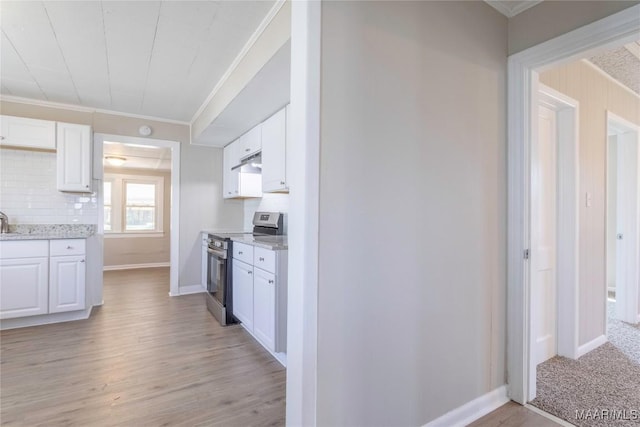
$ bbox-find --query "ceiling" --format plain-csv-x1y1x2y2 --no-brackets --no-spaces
0,1,275,122
588,42,640,96
103,141,171,171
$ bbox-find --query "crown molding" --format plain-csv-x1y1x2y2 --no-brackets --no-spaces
484,0,543,18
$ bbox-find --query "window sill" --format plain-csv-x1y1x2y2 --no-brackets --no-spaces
104,232,165,239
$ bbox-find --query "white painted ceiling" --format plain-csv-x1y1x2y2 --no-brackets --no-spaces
0,0,275,122
589,42,640,96
104,141,171,171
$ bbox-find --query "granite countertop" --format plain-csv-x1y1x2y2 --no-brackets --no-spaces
0,224,96,241
231,234,288,250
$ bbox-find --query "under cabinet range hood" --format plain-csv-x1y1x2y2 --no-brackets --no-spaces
232,151,262,173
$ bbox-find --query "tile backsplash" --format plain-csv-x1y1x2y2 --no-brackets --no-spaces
244,193,290,232
0,148,98,224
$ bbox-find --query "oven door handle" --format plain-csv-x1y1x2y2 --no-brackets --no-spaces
207,248,227,259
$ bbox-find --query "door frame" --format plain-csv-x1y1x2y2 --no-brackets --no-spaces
94,133,181,297
606,111,640,325
530,84,579,401
507,4,640,404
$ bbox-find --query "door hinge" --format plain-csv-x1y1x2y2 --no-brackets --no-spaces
524,249,530,260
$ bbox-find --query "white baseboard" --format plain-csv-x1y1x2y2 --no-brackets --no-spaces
178,284,207,295
1,306,93,330
422,385,509,427
577,335,607,358
103,262,170,271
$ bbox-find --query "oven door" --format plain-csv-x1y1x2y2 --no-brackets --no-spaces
207,247,227,306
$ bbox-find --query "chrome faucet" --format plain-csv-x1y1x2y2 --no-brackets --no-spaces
0,211,9,234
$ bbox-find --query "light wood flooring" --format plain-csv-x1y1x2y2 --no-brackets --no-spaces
0,268,286,426
469,402,561,427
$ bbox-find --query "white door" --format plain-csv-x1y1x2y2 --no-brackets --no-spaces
49,255,86,313
0,257,49,319
614,130,640,324
232,260,254,330
253,267,276,351
532,104,558,364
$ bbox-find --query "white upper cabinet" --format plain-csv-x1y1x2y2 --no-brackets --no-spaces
56,122,92,193
223,140,240,198
239,125,261,158
261,107,288,193
0,115,56,150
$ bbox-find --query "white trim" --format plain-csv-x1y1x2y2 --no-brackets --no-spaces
103,262,170,271
104,232,165,239
0,306,92,330
582,59,640,100
286,1,321,425
240,323,287,367
537,84,580,364
94,133,181,298
484,1,542,18
0,95,189,125
576,335,608,358
177,284,206,295
524,404,576,427
189,0,287,124
507,4,640,404
422,386,509,427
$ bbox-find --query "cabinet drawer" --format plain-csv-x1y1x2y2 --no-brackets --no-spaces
233,242,253,264
254,247,276,273
0,240,48,259
50,239,85,256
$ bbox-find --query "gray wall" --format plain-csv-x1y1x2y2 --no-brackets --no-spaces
508,1,639,54
178,144,244,287
316,2,507,425
103,168,171,267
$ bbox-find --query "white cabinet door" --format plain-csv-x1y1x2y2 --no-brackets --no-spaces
49,255,86,313
0,115,56,150
57,122,92,192
253,267,276,351
261,108,287,192
223,141,240,198
232,259,254,330
0,257,49,319
239,125,261,157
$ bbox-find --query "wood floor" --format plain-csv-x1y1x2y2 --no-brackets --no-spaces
469,402,562,427
0,268,286,426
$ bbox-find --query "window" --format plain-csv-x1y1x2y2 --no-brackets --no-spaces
104,174,164,235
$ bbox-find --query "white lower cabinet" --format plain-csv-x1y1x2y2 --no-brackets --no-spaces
232,242,287,357
0,239,86,320
49,255,86,313
232,259,254,330
253,267,276,351
0,257,49,319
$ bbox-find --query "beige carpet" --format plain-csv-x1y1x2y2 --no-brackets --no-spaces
530,302,640,427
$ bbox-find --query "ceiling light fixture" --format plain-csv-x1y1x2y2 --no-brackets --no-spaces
104,156,127,167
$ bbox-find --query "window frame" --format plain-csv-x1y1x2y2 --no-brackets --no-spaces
104,173,164,237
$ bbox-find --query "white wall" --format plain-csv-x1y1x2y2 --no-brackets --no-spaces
178,144,244,287
316,2,507,425
0,148,98,224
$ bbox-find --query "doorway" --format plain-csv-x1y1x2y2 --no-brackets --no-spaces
606,112,640,326
506,5,640,405
94,133,181,298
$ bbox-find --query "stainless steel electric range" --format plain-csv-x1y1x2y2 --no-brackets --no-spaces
205,211,284,326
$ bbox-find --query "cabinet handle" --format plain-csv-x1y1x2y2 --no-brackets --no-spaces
81,259,85,263
238,251,243,255
268,280,274,284
0,136,5,140
67,246,73,249
248,270,252,275
280,181,285,185
85,185,89,188
259,257,264,261
245,148,250,152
